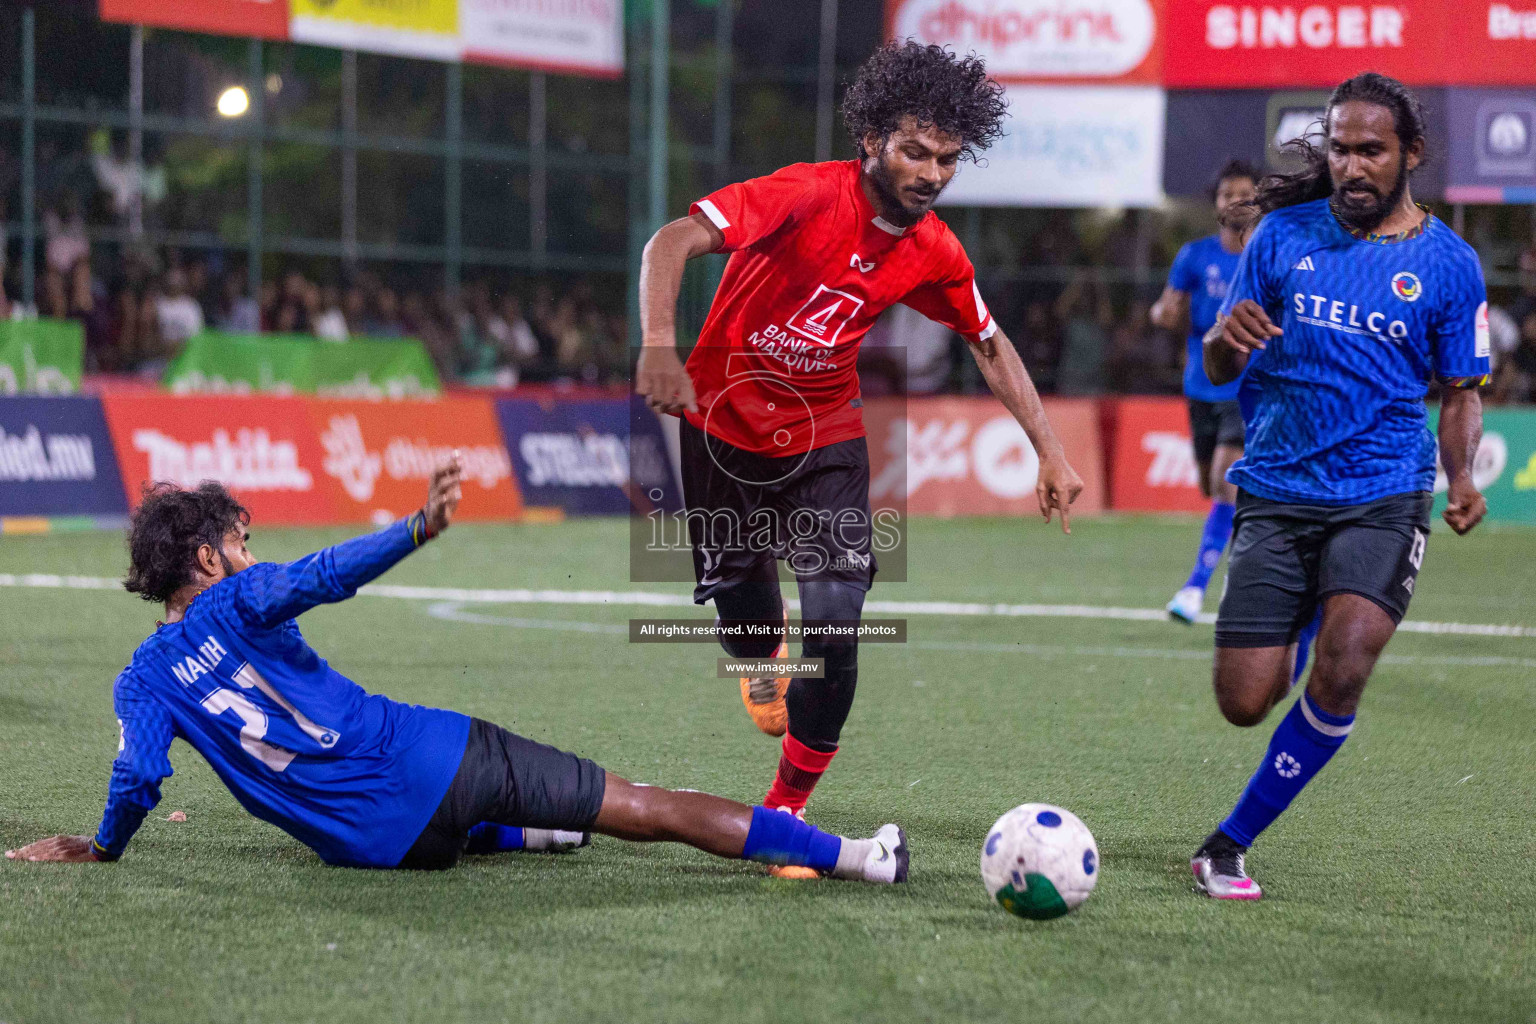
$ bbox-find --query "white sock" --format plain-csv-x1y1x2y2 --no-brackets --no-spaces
830,837,873,880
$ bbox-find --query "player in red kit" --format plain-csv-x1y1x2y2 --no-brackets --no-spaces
636,42,1084,833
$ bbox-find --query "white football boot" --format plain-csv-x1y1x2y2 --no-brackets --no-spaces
832,823,909,885
1191,832,1262,900
1167,586,1204,625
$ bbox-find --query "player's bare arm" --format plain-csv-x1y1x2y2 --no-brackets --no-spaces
1204,300,1281,385
635,212,723,415
1149,285,1190,332
1438,386,1487,535
967,324,1084,533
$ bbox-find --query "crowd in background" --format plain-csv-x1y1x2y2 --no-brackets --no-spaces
0,130,629,387
7,235,1536,400
0,238,629,387
3,128,1536,397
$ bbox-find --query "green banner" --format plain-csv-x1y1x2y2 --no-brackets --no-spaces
1430,405,1536,525
164,332,440,398
0,318,84,394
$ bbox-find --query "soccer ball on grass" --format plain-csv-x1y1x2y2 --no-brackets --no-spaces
980,803,1098,920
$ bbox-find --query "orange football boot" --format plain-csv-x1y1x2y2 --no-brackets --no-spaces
739,607,790,736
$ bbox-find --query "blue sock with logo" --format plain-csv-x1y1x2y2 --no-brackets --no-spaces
1220,691,1354,847
740,805,843,872
465,823,525,854
1184,501,1236,591
1292,610,1322,686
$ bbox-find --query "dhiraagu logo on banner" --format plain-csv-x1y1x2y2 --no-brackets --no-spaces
1431,406,1536,525
290,0,460,59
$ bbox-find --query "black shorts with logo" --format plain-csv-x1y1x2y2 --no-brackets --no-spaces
679,419,876,604
1188,398,1246,468
398,718,607,870
1214,489,1432,649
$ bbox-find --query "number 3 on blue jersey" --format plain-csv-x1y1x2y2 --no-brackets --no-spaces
198,660,341,772
200,687,296,771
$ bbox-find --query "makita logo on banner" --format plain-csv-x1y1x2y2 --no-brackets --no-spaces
891,0,1157,78
1205,5,1406,49
131,427,315,491
0,425,96,482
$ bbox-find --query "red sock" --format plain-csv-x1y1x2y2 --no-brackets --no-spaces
764,734,837,813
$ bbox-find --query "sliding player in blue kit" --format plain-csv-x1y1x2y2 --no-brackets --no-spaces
1190,73,1490,899
6,455,906,884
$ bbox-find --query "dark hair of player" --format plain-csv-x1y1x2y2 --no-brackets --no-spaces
124,481,251,604
1210,158,1261,201
841,41,1008,162
1253,72,1427,214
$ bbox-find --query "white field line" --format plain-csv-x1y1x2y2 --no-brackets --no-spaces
4,572,1536,640
420,602,1536,670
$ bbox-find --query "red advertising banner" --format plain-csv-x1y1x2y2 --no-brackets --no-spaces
100,394,330,524
1164,2,1536,88
1106,396,1207,513
885,0,1164,85
101,394,523,525
99,0,290,40
866,396,1105,517
306,398,521,523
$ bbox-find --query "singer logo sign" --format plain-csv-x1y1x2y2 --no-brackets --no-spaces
1167,2,1536,86
887,0,1161,81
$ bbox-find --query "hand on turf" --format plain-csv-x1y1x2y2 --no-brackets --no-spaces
1443,475,1487,535
1216,300,1283,354
636,345,698,416
424,452,463,536
6,835,102,863
1037,453,1084,535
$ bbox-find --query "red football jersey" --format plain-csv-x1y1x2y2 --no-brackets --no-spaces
684,159,995,455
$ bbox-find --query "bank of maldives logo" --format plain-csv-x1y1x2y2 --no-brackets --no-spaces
893,0,1156,78
1391,271,1422,303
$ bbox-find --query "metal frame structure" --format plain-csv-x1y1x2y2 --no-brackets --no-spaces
0,6,639,310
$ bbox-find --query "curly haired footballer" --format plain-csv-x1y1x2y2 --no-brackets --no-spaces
841,41,1008,162
634,34,1082,829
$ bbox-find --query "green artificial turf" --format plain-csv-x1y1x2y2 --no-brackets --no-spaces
1,516,1532,1023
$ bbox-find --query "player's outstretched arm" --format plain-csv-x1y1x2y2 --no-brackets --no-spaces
966,325,1084,534
636,213,722,416
1204,300,1281,385
1439,385,1487,535
234,454,463,628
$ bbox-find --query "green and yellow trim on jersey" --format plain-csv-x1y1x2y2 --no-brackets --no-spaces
1333,203,1432,245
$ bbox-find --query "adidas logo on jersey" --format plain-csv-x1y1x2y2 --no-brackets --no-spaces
1294,256,1316,271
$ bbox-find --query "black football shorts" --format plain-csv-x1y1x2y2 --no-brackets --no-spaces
1187,398,1246,468
1214,489,1432,649
678,419,876,603
398,718,607,870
